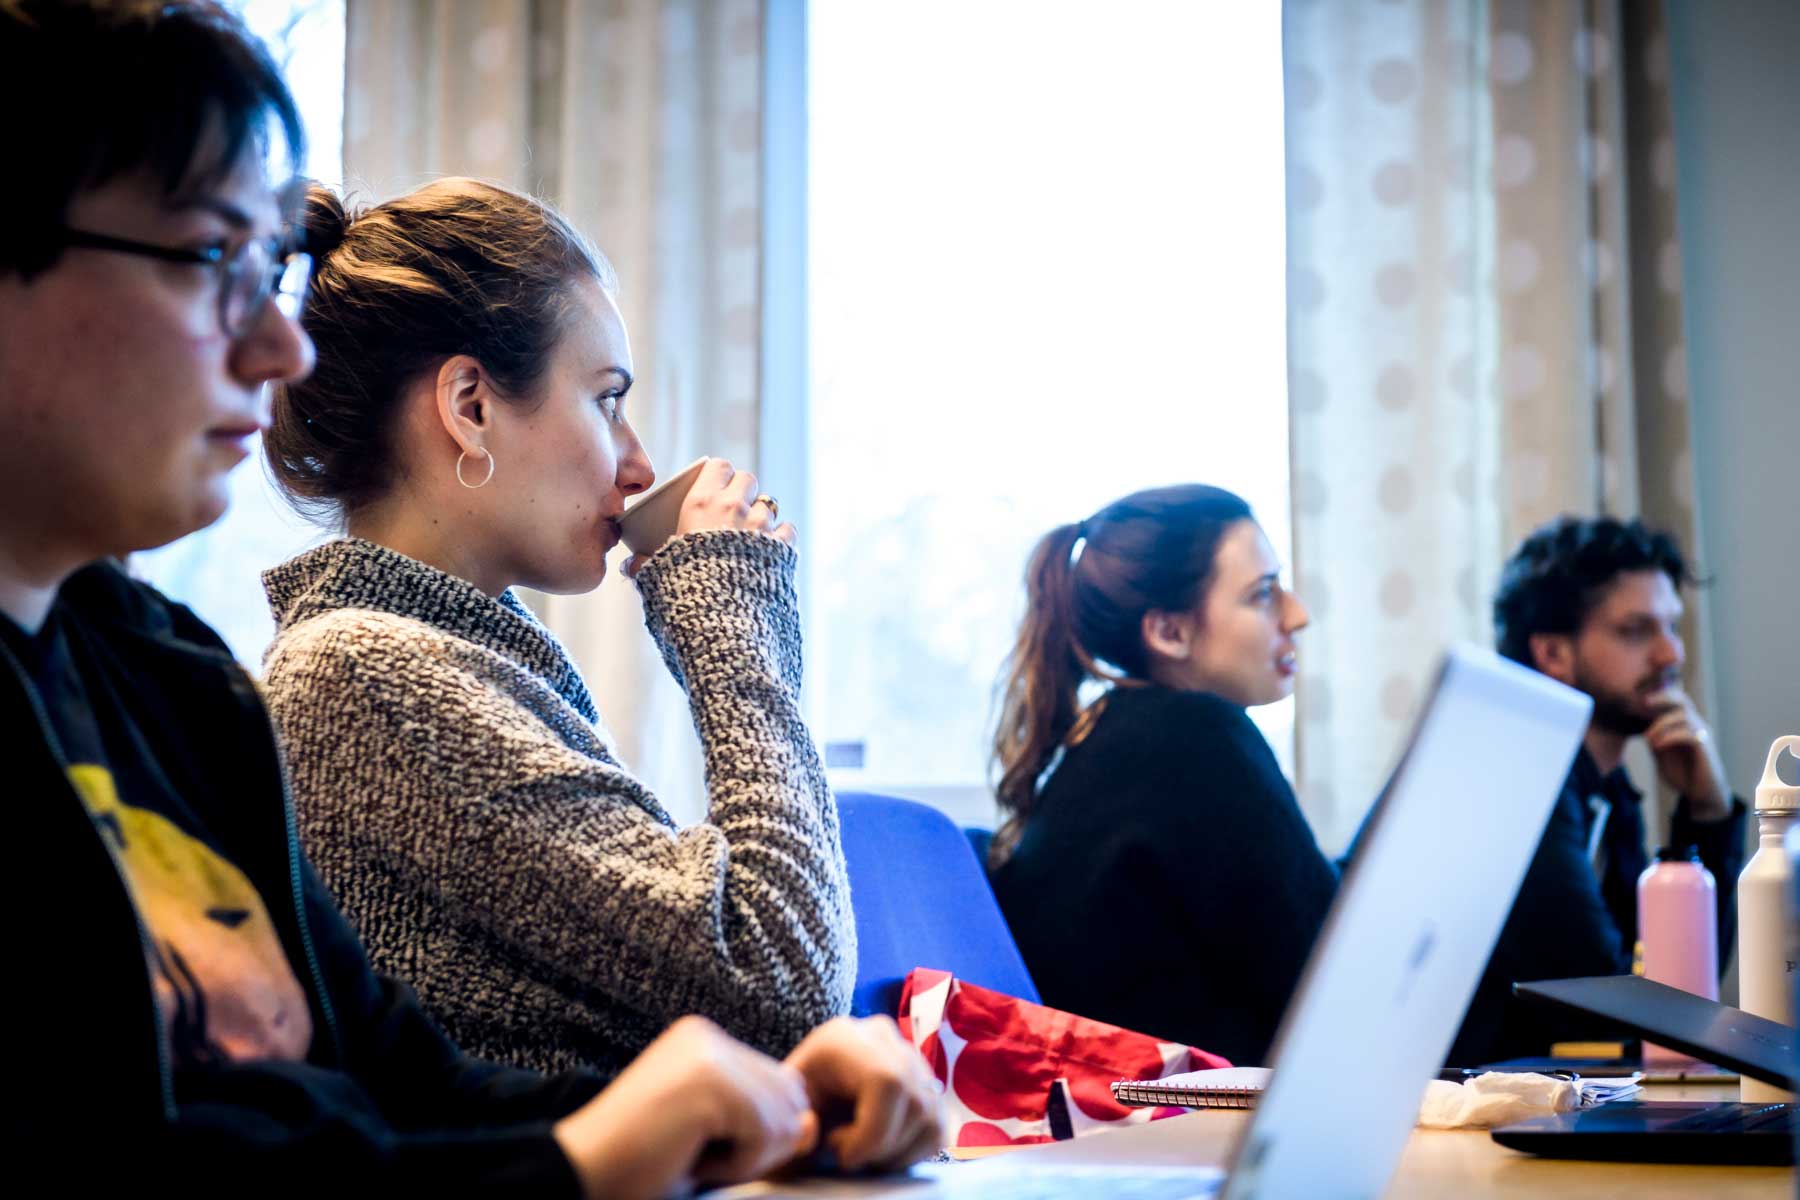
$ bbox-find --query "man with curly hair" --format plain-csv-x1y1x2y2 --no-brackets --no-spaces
1450,515,1745,1063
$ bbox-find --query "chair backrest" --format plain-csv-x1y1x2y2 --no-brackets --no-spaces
964,825,995,870
836,791,1040,1018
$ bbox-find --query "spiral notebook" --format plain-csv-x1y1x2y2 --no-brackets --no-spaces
1111,1067,1273,1109
1113,1065,1644,1111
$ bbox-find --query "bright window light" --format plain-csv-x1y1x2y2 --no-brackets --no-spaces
808,1,1290,823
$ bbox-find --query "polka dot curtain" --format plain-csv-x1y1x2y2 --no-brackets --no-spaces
1284,0,1710,850
343,0,766,817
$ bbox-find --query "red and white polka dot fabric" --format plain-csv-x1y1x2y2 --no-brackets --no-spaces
897,967,1230,1148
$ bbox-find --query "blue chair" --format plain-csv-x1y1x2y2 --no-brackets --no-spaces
836,791,1040,1018
964,825,995,870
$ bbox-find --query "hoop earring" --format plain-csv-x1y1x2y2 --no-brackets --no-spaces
456,447,495,489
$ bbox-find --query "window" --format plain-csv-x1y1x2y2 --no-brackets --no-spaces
807,3,1291,826
131,0,345,665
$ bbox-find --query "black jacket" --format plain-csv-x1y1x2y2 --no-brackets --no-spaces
991,686,1339,1066
1448,748,1747,1064
4,563,602,1193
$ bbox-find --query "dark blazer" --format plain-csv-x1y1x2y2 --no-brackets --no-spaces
990,686,1339,1066
4,563,603,1194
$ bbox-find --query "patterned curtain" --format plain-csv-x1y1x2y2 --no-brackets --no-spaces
342,0,764,819
1284,0,1708,850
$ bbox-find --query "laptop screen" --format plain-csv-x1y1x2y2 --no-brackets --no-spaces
1515,975,1796,1089
1223,646,1591,1200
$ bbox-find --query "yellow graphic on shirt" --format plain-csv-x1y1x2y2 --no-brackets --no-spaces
70,764,313,1065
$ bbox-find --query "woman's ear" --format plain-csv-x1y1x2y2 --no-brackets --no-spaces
1141,608,1196,662
433,353,492,458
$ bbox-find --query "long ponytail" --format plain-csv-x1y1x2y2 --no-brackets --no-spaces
992,522,1088,863
988,484,1255,868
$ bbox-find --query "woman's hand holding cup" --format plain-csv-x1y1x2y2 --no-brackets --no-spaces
678,458,795,543
623,457,795,577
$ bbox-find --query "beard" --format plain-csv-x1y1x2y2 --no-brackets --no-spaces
1573,664,1674,737
1588,691,1653,737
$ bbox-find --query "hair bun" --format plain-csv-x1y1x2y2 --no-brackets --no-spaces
299,183,351,258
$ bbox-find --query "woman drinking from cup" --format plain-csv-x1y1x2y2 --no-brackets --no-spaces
259,178,852,1078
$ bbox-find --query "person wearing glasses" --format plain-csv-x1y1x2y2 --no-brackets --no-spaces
251,175,854,1082
986,485,1335,1067
52,221,314,333
0,3,935,1195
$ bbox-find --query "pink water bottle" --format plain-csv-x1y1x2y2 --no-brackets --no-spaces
1636,845,1718,1067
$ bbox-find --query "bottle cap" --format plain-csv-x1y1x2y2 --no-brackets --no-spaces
1654,844,1701,863
1755,735,1800,814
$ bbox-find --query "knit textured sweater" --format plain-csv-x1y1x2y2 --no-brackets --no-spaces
260,533,854,1079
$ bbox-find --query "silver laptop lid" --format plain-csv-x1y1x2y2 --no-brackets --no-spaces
1223,644,1590,1200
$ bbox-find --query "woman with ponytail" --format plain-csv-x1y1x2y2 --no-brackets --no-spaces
988,484,1335,1066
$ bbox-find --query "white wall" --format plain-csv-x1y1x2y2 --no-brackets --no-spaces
1667,0,1800,817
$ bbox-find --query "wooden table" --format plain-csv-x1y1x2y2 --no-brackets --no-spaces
729,1083,1793,1197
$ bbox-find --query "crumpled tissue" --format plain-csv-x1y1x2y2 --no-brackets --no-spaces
1416,1072,1580,1129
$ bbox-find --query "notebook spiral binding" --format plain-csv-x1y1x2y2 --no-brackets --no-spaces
1110,1080,1260,1109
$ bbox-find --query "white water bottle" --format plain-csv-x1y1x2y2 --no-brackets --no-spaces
1739,734,1800,1102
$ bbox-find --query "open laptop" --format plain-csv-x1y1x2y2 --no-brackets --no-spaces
723,645,1592,1199
1489,975,1797,1165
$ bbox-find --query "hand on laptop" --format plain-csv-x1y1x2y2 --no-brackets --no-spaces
552,1014,942,1200
1645,687,1731,818
553,1015,817,1200
785,1015,945,1173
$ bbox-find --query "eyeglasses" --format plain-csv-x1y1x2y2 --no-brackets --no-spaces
56,227,313,339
